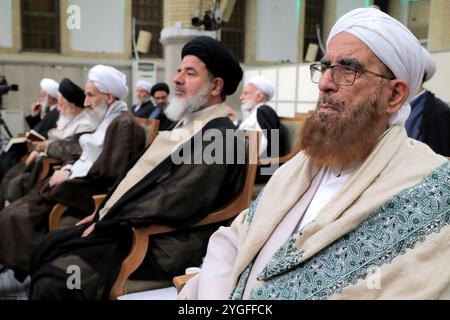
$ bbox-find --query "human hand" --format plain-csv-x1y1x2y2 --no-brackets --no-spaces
25,151,39,166
76,213,96,226
48,170,70,188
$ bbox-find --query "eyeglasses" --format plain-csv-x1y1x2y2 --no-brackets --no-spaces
310,63,395,87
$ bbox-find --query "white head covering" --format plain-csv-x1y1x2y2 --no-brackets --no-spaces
136,80,152,93
327,7,424,126
247,75,276,101
40,78,59,99
87,65,129,100
421,46,436,82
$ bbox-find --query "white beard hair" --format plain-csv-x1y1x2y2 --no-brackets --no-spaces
240,97,257,113
164,82,212,122
56,114,74,129
86,99,108,127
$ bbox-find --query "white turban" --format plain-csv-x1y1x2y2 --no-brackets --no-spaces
40,78,59,99
247,75,275,101
328,7,424,126
87,65,129,100
136,80,152,93
421,46,436,82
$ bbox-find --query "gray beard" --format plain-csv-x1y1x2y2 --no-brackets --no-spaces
164,83,212,122
56,114,74,129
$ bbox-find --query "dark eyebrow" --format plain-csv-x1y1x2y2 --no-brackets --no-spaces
320,58,331,65
338,58,363,69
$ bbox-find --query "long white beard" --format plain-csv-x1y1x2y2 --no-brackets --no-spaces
40,97,49,113
240,99,256,113
56,114,74,129
137,96,151,105
86,103,108,127
164,83,212,122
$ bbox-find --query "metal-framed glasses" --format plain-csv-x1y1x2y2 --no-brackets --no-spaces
310,63,395,86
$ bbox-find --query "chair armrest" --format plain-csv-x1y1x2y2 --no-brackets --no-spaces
173,273,198,293
110,224,177,299
48,203,69,231
257,148,300,166
37,157,62,182
48,194,107,231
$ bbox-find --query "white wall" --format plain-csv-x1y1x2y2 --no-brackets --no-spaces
69,0,125,53
256,0,298,62
336,0,367,19
0,0,13,48
244,63,320,117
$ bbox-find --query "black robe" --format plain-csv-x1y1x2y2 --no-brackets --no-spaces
131,100,155,119
26,107,60,138
420,91,450,157
30,117,246,300
0,112,146,275
255,105,288,183
0,132,86,209
0,108,60,183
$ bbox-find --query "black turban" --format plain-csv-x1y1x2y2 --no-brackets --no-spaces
181,36,243,96
151,82,170,96
59,78,86,108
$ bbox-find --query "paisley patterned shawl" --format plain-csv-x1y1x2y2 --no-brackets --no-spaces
230,125,450,300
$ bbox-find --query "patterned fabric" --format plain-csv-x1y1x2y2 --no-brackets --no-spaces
232,162,450,300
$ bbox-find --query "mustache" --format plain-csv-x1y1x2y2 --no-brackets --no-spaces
317,96,345,112
175,84,187,94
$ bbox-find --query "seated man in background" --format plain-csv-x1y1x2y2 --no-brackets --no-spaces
239,75,287,182
30,36,246,300
0,78,97,208
131,80,155,118
0,65,146,281
405,46,450,157
148,82,174,131
25,78,60,138
0,79,60,182
179,8,450,300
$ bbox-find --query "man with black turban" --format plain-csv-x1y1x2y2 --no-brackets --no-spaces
30,36,247,300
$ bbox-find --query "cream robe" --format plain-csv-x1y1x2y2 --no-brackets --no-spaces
180,125,450,300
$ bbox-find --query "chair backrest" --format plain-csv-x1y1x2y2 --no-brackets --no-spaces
134,117,160,146
280,116,306,154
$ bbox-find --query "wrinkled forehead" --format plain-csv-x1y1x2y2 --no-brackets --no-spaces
324,32,386,70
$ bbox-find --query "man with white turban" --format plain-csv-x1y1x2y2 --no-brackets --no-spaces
131,80,155,118
405,46,450,156
25,78,60,139
238,76,287,174
0,65,146,279
179,8,450,300
30,37,246,300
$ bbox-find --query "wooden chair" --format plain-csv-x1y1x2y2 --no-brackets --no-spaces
253,116,306,199
134,117,159,146
37,156,62,183
173,273,198,293
258,116,306,167
109,130,259,299
48,194,105,231
48,131,258,299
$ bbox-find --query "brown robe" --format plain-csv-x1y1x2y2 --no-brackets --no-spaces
0,111,145,274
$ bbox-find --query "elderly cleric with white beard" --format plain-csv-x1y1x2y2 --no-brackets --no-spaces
0,65,146,280
179,8,450,300
29,36,247,300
